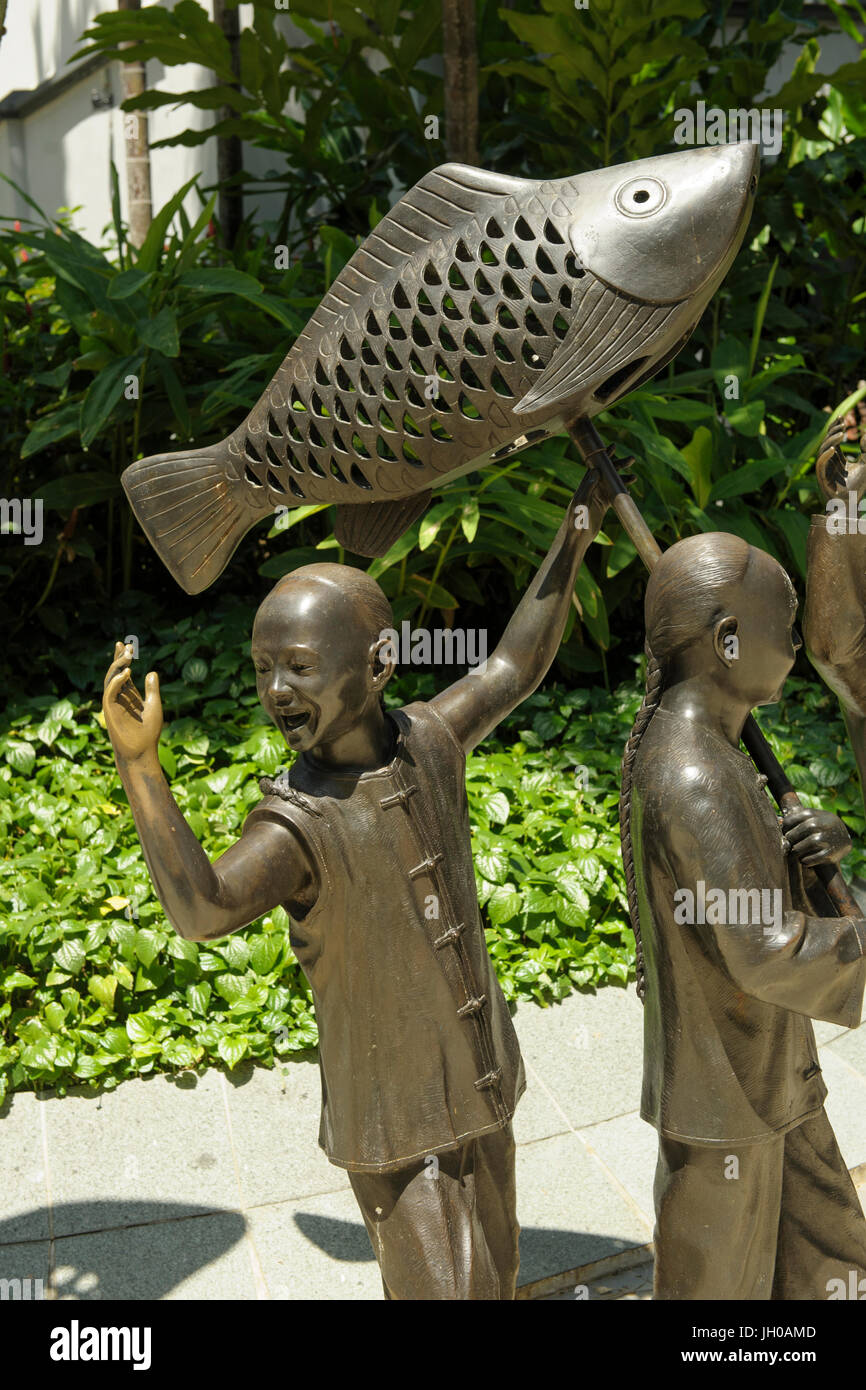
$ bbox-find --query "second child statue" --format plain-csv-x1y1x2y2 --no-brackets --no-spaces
102,469,611,1301
622,531,866,1301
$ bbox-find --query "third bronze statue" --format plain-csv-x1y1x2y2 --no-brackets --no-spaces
804,416,866,811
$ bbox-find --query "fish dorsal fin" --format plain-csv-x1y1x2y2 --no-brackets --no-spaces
387,164,534,244
336,166,535,290
303,164,537,346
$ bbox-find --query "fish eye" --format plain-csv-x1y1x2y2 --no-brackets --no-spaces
614,176,667,218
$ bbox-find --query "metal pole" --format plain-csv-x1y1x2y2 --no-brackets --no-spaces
568,415,861,920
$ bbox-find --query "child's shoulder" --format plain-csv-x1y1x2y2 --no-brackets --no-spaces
394,698,463,752
636,710,734,808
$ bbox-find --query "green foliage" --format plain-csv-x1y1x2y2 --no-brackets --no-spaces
3,0,866,1101
0,171,316,619
4,0,865,694
73,0,443,246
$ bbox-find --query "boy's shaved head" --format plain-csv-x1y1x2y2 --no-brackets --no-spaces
261,563,393,646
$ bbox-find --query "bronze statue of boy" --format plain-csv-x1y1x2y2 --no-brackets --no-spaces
622,526,866,1300
102,469,611,1301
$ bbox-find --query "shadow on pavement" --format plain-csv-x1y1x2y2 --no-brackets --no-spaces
0,1202,246,1299
293,1210,640,1285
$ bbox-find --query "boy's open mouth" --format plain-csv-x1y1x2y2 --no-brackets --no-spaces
277,709,311,734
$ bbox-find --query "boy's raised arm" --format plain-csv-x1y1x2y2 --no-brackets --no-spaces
103,643,313,941
430,467,611,751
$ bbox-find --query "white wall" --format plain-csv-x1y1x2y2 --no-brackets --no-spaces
0,0,299,239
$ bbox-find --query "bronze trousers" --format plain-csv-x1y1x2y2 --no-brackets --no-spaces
347,1123,519,1300
653,1108,866,1300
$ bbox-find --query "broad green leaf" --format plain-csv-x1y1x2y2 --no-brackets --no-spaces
186,983,212,1015
135,176,199,272
80,354,143,449
217,936,250,970
54,940,86,976
126,1013,155,1042
88,975,118,1010
136,306,180,357
36,472,121,510
107,267,154,300
134,928,166,969
250,936,282,976
4,742,36,774
217,1034,248,1069
2,970,36,991
20,402,83,460
680,426,714,509
178,267,264,298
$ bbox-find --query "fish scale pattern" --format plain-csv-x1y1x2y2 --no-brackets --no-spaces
228,172,595,510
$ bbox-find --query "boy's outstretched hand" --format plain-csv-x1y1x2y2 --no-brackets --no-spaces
103,641,163,763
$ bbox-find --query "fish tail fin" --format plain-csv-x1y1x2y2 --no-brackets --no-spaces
122,447,262,594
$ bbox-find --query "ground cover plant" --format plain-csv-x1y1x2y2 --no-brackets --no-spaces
2,0,865,693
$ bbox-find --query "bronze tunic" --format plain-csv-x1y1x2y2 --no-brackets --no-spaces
633,708,866,1147
243,701,525,1173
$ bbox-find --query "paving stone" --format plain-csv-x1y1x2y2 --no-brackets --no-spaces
577,1109,658,1228
515,1131,652,1287
0,1091,51,1243
51,1212,253,1300
824,1021,866,1082
821,1049,866,1175
246,1191,381,1301
42,1070,239,1236
222,1058,349,1208
512,988,644,1130
512,1061,571,1145
0,1238,50,1299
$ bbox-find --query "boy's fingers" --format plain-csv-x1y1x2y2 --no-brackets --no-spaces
104,653,133,687
144,671,160,702
125,684,145,711
105,671,137,707
784,819,821,844
116,689,143,723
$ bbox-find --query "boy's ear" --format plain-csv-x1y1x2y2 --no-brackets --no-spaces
370,635,397,691
712,614,739,667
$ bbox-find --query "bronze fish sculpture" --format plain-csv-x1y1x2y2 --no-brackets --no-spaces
123,143,758,592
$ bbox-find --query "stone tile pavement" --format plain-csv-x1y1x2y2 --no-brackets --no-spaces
2,984,865,1301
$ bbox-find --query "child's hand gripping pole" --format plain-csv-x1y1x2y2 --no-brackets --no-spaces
567,415,862,922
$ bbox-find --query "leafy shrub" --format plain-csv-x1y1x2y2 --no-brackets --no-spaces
3,0,865,696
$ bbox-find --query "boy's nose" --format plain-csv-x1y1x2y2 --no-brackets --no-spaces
269,669,294,697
